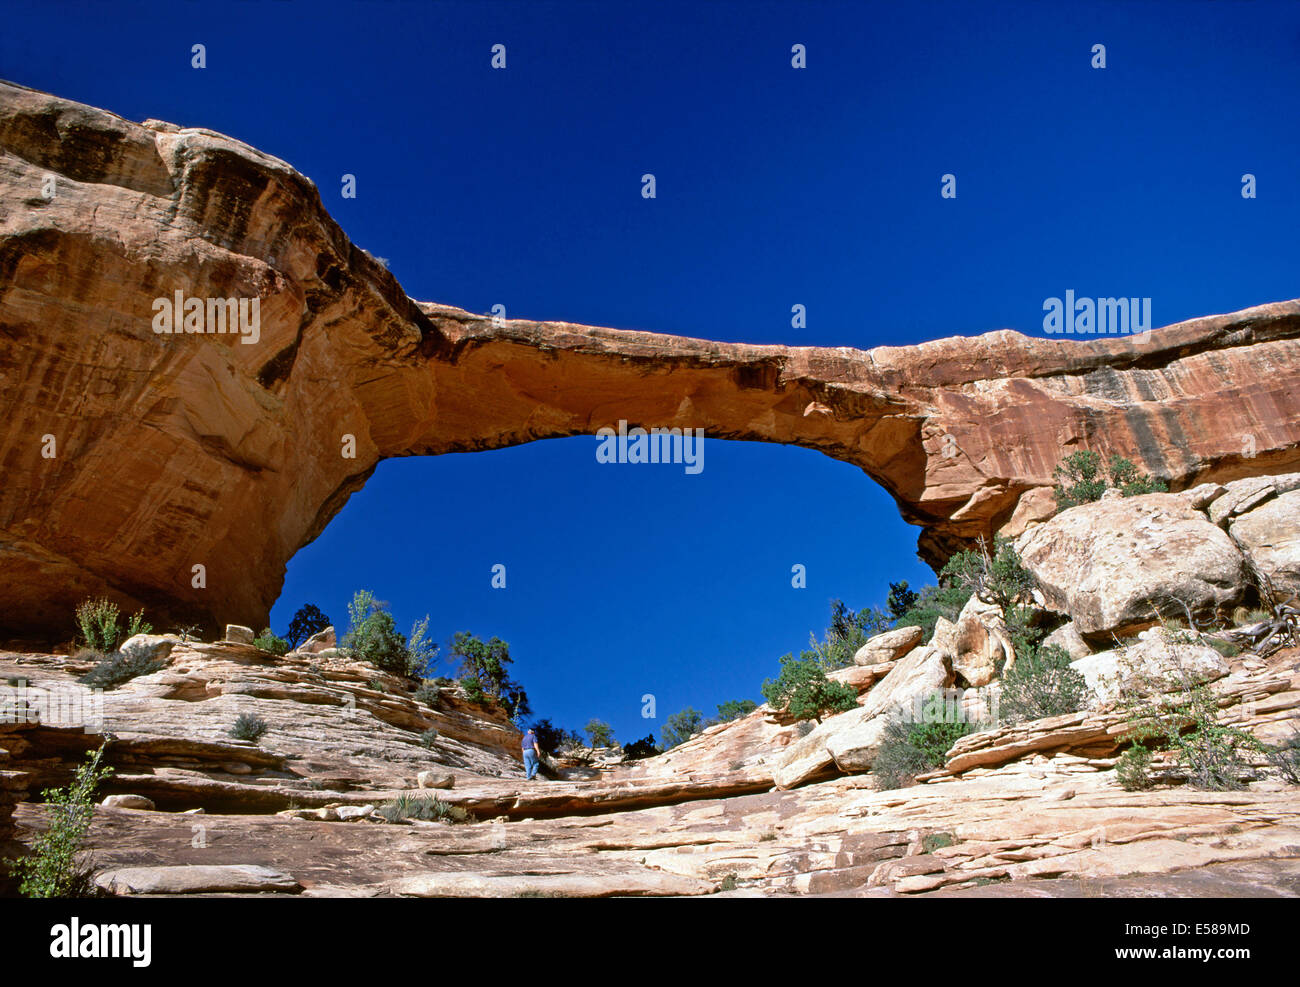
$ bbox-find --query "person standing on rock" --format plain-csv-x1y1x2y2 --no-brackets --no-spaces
522,727,541,781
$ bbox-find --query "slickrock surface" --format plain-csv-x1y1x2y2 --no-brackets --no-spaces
12,745,1298,898
5,640,1297,897
3,79,1300,639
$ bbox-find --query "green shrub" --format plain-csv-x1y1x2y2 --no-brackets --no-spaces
1266,729,1300,785
660,707,704,749
826,598,891,661
1205,638,1242,659
760,653,858,723
74,598,151,653
285,603,331,649
997,644,1090,724
413,681,441,707
713,699,758,723
1053,450,1107,509
253,628,289,655
1116,743,1155,791
874,713,974,790
6,742,113,897
530,718,584,756
461,676,488,704
77,646,166,691
419,727,439,749
622,734,660,759
1106,455,1167,497
718,874,738,892
1121,680,1261,791
922,831,956,853
1053,451,1166,511
584,718,615,748
1004,605,1048,674
230,713,269,743
376,793,471,824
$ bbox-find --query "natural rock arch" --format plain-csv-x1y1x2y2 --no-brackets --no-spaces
2,80,1300,640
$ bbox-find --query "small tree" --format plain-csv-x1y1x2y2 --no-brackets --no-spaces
406,616,438,679
7,742,113,897
940,536,1033,611
714,699,757,723
1053,450,1107,510
660,707,704,749
584,719,615,748
886,581,919,622
285,604,331,649
760,654,858,723
448,632,527,715
340,591,423,677
622,734,661,759
449,633,513,696
530,718,572,756
1121,679,1260,791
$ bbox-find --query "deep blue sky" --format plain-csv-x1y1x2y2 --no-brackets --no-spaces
6,1,1299,743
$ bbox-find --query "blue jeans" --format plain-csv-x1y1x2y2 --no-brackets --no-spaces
523,750,539,780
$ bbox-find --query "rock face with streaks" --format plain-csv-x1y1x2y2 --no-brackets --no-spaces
3,80,1300,640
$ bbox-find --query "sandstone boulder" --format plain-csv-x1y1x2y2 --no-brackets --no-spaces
854,626,924,665
827,663,891,694
1230,489,1300,598
773,632,955,788
1208,473,1300,525
297,626,337,655
418,769,455,790
1175,482,1228,512
224,625,255,645
335,804,375,821
1041,621,1092,662
1016,493,1249,638
101,794,155,810
117,634,180,665
95,864,300,895
952,596,1014,687
1070,629,1230,705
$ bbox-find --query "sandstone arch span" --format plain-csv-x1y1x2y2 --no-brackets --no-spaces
2,81,1299,641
